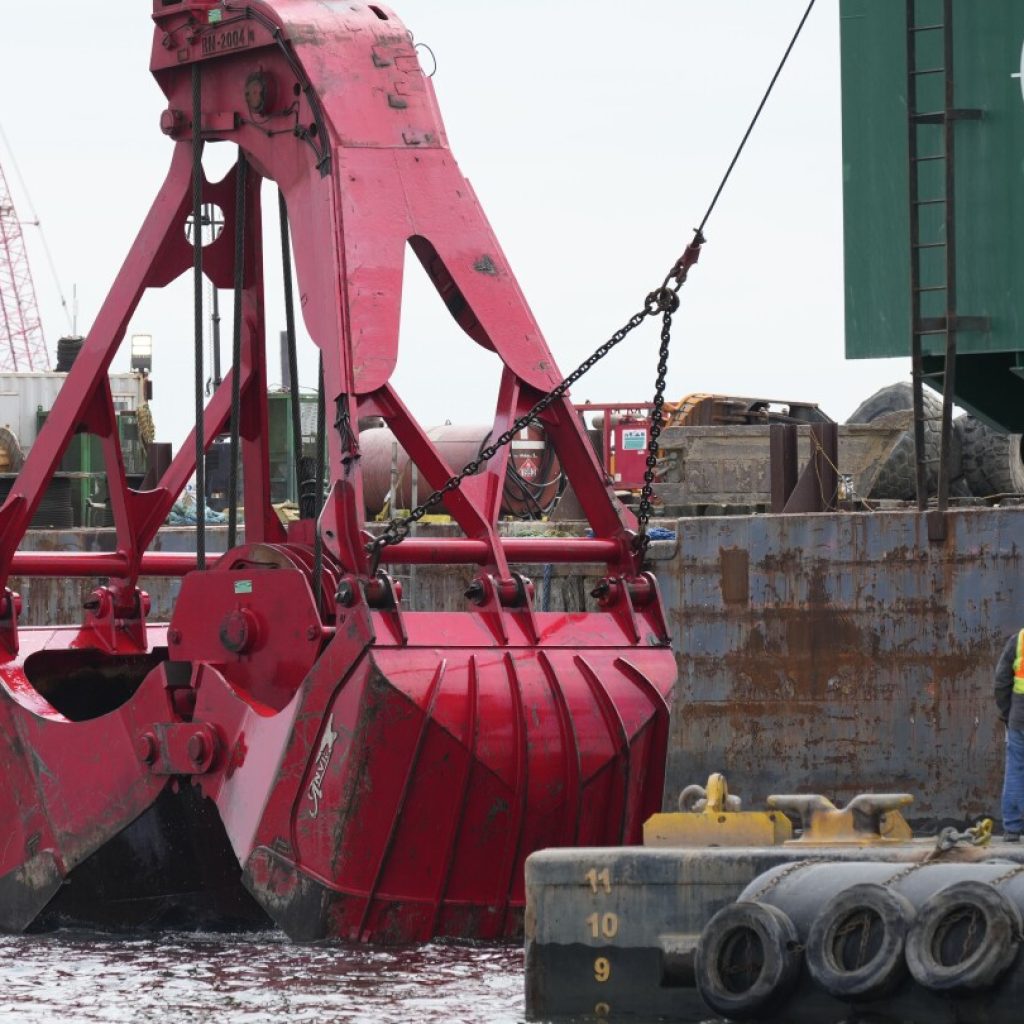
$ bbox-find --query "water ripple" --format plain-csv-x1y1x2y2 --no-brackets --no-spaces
0,934,526,1024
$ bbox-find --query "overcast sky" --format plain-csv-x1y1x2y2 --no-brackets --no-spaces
0,1,910,449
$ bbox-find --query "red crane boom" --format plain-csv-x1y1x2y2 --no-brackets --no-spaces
0,157,48,373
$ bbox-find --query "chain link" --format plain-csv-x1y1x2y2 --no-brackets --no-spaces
365,233,705,573
632,300,677,560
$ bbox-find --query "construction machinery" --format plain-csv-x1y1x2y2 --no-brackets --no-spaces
0,1,676,941
0,152,48,374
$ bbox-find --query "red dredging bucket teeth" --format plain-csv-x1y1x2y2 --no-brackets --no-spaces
0,0,679,942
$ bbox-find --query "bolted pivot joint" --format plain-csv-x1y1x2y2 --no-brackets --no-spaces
160,109,187,138
336,579,357,608
136,723,220,776
136,732,158,766
219,608,260,655
466,574,535,609
364,573,403,609
592,575,657,610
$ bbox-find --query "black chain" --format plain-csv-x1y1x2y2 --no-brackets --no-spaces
366,245,699,573
632,306,674,561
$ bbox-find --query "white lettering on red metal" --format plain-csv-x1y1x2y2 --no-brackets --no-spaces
307,715,339,820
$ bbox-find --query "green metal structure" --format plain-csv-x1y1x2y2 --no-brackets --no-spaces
841,0,1024,431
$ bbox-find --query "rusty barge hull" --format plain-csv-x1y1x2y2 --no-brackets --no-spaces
660,506,1013,827
14,506,1016,829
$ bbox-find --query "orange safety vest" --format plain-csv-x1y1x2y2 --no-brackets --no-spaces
1014,629,1024,695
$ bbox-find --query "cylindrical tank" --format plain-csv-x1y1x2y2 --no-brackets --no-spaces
359,424,563,520
696,860,1024,1024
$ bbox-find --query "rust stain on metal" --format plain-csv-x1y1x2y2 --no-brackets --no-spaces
663,509,1024,829
718,548,749,606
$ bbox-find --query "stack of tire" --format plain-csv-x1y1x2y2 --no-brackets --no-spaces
55,335,84,372
960,416,1024,498
696,859,1024,1023
847,382,1024,500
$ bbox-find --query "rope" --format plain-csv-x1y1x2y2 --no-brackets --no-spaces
227,152,248,550
313,356,326,614
192,65,207,570
808,434,876,514
696,0,818,234
278,191,305,508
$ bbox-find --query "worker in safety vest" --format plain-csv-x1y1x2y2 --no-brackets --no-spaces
995,630,1024,841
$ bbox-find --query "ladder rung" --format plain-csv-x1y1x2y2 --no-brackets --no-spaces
912,154,946,163
920,314,990,333
912,242,946,250
911,66,946,76
914,198,947,207
914,285,948,293
910,23,945,32
914,108,984,124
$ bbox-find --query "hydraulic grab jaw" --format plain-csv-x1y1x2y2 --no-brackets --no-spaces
0,0,677,942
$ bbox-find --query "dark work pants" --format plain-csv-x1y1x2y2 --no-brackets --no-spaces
1002,727,1024,834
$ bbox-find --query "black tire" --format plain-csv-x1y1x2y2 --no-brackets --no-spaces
806,884,915,1001
847,382,917,424
905,881,1021,992
847,383,966,499
55,335,84,372
0,426,24,474
696,901,801,1020
960,416,1024,497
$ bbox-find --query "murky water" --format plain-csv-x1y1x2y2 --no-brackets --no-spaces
0,934,530,1024
0,933,933,1024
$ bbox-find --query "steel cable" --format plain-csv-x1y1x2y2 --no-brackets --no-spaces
192,65,207,569
696,0,818,235
278,191,305,509
313,356,326,614
227,152,248,550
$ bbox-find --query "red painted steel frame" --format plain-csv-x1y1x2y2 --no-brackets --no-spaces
0,0,677,942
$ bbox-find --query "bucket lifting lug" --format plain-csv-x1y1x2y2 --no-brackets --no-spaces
465,572,538,645
79,585,151,655
591,572,670,645
334,571,407,646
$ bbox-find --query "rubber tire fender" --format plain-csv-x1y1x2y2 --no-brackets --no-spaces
806,883,915,1001
905,880,1022,992
695,901,801,1021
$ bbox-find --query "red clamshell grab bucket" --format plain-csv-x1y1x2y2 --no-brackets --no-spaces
180,559,674,943
0,0,679,941
241,645,671,942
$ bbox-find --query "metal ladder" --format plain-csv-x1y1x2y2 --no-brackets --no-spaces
905,0,982,533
